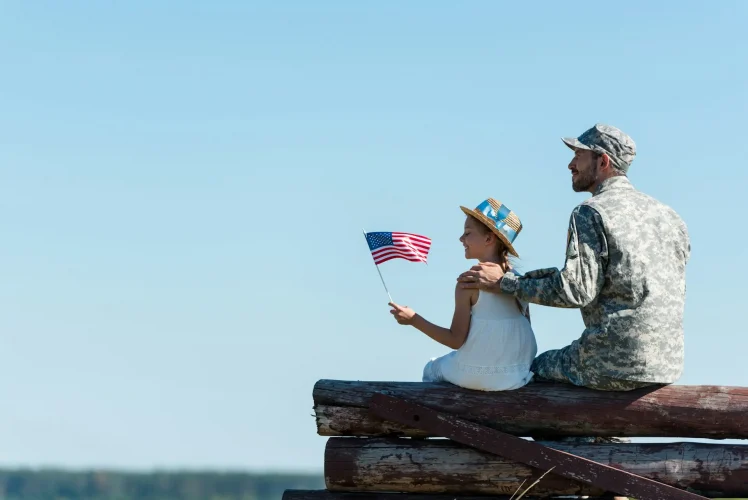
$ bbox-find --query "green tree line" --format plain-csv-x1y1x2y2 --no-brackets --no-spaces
0,469,324,500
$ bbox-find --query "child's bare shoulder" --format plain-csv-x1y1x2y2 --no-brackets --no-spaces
454,282,478,304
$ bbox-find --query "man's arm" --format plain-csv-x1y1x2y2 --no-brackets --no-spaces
500,205,608,308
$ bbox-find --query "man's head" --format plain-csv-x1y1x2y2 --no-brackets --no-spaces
563,124,636,193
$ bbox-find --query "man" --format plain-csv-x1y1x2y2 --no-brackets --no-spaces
458,124,690,391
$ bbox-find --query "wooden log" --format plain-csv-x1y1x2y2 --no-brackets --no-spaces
325,437,748,498
282,491,526,500
282,491,629,500
314,379,748,438
369,394,707,500
315,405,430,438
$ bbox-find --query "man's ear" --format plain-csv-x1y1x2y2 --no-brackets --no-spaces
598,152,613,172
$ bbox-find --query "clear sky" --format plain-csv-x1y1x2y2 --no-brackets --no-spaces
1,1,747,473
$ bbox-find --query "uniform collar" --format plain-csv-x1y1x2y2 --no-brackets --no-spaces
593,176,633,196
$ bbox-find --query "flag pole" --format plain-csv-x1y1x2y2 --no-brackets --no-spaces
362,229,393,303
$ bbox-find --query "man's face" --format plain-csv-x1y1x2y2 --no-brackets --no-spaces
568,148,600,193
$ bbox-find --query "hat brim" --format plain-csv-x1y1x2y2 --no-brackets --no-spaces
562,137,592,151
460,206,519,257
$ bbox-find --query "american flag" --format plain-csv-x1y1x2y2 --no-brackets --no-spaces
365,231,432,265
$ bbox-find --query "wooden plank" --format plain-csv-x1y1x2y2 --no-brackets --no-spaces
314,379,748,438
282,490,526,500
368,394,709,500
325,437,748,497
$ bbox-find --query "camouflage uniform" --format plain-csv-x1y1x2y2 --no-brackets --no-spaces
500,124,691,391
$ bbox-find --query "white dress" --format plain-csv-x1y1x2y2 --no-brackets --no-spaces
422,291,537,391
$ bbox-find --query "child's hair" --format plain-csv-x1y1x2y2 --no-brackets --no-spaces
471,218,513,268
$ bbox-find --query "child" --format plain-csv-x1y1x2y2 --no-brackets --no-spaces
389,198,537,391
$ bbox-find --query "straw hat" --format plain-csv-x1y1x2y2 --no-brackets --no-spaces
460,198,523,257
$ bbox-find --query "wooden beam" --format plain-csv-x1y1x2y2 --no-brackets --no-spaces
325,437,748,497
283,491,526,500
316,405,429,438
314,379,748,438
368,394,709,500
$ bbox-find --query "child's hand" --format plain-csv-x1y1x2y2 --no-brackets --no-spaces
389,302,417,325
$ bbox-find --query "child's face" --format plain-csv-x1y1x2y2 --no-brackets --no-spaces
459,216,493,260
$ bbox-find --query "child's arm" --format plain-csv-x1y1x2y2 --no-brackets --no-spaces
389,285,476,349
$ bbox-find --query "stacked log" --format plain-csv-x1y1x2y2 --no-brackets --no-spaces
287,379,748,499
283,492,522,500
314,379,748,438
325,437,748,497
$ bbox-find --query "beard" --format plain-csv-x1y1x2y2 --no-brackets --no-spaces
572,165,598,192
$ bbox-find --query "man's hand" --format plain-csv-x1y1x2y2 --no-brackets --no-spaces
457,262,505,292
389,302,417,325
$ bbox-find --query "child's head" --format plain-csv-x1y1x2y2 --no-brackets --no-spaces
460,215,510,262
459,198,522,264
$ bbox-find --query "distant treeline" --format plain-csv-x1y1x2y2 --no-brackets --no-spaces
0,469,324,500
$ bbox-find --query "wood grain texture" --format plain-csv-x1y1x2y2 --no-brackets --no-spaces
325,437,748,498
283,491,527,500
314,379,748,438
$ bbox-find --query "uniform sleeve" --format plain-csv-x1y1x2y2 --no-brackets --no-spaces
500,205,608,308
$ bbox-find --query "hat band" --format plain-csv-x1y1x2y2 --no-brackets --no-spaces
475,200,518,244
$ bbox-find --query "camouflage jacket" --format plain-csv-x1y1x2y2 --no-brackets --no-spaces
501,176,691,384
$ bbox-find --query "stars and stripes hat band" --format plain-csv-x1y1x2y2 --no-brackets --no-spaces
459,198,522,257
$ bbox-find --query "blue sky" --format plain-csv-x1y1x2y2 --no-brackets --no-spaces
1,1,746,472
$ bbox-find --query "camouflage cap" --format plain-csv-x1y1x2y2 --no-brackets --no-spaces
562,123,636,173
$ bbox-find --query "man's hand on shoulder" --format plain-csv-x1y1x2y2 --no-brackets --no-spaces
457,262,505,293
